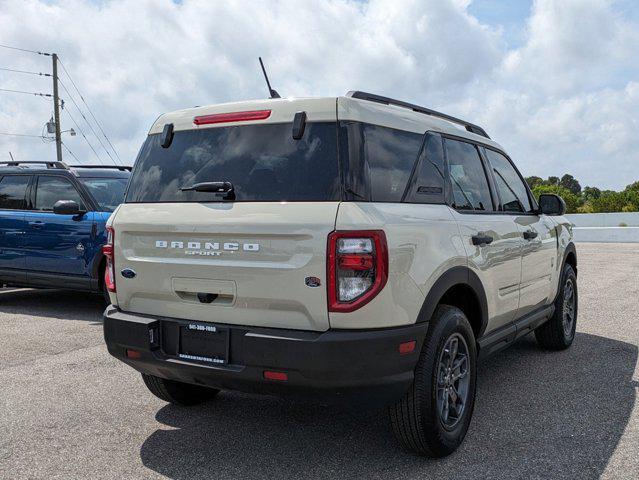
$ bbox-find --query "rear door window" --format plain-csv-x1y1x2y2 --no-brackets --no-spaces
126,122,340,203
444,139,494,212
35,176,85,211
483,148,532,213
0,175,30,210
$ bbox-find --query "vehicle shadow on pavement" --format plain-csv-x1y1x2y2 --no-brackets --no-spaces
0,288,104,323
139,333,637,480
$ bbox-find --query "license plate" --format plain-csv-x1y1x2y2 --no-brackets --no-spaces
178,323,227,365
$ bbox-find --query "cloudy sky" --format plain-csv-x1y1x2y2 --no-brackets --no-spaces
0,0,637,190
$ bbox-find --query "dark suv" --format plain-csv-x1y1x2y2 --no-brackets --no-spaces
0,161,130,299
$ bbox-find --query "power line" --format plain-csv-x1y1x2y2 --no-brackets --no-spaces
62,107,105,165
0,87,52,98
0,44,50,56
58,78,117,165
0,131,46,138
61,141,80,163
57,58,122,163
0,67,51,77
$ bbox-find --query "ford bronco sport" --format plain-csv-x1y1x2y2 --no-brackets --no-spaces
0,161,130,300
103,91,577,457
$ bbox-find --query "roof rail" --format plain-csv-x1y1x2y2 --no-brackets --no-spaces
345,91,490,139
71,165,132,172
0,161,68,169
0,161,132,172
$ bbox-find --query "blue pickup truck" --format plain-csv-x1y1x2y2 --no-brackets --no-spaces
0,161,130,300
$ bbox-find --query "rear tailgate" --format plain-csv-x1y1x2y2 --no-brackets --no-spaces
112,202,338,331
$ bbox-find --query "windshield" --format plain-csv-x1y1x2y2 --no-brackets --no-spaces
125,122,340,203
80,177,128,212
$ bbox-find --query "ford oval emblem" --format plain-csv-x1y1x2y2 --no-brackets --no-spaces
121,268,136,279
305,276,321,288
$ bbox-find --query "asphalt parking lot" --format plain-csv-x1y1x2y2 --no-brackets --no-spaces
0,242,637,480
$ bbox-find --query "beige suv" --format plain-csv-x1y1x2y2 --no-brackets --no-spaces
103,91,577,457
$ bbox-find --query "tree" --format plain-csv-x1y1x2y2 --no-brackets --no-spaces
560,174,581,194
623,190,639,211
582,186,601,202
590,191,628,213
625,181,639,193
547,176,560,186
525,176,544,189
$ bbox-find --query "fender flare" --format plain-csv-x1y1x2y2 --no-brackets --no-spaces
90,251,106,290
562,241,577,274
416,266,489,337
551,241,577,304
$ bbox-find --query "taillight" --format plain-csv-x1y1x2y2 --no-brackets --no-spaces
327,231,388,312
193,110,271,125
102,226,116,293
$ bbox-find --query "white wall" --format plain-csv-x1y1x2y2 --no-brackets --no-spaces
566,212,639,227
566,213,639,242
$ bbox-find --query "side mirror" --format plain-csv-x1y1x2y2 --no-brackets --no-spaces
538,194,566,216
53,200,84,216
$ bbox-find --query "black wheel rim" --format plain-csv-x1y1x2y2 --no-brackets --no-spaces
562,277,576,337
436,333,470,430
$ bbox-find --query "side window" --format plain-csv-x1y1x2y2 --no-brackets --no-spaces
404,133,446,204
35,176,85,211
0,175,30,210
444,139,494,212
483,149,532,213
361,124,423,202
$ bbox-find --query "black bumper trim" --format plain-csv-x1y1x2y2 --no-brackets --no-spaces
103,306,428,406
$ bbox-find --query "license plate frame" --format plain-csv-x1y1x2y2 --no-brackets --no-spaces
178,323,228,365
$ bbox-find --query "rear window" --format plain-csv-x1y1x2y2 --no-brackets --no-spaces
80,177,128,212
126,122,340,203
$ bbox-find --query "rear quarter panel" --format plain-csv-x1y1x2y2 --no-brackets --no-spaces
332,203,467,329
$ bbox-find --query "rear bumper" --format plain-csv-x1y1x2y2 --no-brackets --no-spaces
103,306,428,406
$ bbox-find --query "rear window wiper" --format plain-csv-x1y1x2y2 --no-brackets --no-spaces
180,181,235,200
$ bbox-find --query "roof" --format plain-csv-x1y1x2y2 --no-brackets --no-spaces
149,92,504,151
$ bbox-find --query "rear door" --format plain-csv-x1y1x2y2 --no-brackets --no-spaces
113,111,340,332
482,147,557,316
23,175,94,281
444,138,523,333
0,174,31,284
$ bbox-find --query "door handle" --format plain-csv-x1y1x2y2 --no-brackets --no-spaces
523,230,538,240
471,234,494,246
28,221,44,229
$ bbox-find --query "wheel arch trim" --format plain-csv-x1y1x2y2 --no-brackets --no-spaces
562,241,577,274
416,266,489,337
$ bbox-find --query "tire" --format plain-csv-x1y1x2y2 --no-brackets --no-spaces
141,373,220,406
535,263,577,350
389,305,477,457
102,281,111,305
99,262,111,305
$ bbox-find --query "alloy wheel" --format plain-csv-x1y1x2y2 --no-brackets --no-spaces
436,333,470,429
562,278,576,337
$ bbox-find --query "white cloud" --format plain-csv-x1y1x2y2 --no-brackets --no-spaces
0,0,637,189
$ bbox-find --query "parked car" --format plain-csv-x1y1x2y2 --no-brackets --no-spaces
0,161,131,300
103,92,576,457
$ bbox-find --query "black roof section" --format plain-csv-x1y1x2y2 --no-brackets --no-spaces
0,161,131,177
346,91,490,139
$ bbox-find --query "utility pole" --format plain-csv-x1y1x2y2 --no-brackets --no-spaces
51,53,63,163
